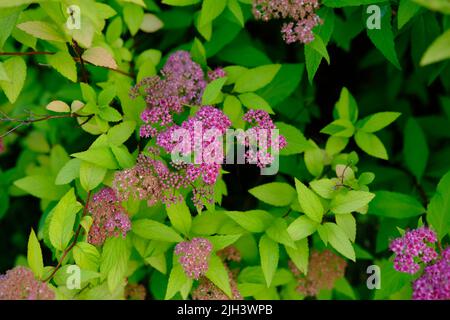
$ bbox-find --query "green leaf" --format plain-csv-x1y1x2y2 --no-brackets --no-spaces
0,56,26,103
335,87,358,123
162,0,201,5
266,218,296,248
366,4,401,69
199,0,227,27
404,117,428,181
259,234,279,287
248,182,296,207
257,64,304,106
368,191,425,218
306,34,330,64
202,76,227,105
304,8,334,82
223,94,244,128
285,238,309,275
49,188,83,251
27,229,44,279
205,254,232,297
107,121,136,146
80,83,97,103
224,210,273,233
358,112,401,133
234,64,281,93
330,190,375,214
238,92,274,114
321,119,355,137
98,86,117,106
287,215,318,241
165,262,191,300
0,8,20,49
398,0,421,29
294,178,324,223
17,21,66,42
227,0,244,27
111,145,135,169
0,62,10,81
412,0,450,14
335,213,356,242
14,175,69,200
420,29,450,66
123,3,144,36
98,106,122,122
190,38,206,67
101,237,130,292
304,147,325,177
310,178,337,199
47,51,77,82
166,198,192,236
323,0,388,6
427,170,450,240
323,222,356,261
79,161,107,191
55,159,81,185
276,122,311,156
73,242,100,271
354,131,388,160
132,219,183,242
72,147,119,170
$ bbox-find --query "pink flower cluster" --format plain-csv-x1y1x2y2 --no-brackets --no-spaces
253,0,322,44
135,51,225,139
87,188,131,246
0,266,55,300
217,246,242,263
241,109,287,168
389,227,438,274
412,248,450,300
192,271,242,300
114,153,216,208
289,250,347,297
125,283,147,300
175,238,213,279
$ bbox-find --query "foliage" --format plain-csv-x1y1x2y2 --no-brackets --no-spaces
0,0,449,301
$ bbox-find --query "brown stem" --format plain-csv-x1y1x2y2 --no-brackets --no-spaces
0,51,55,56
71,40,88,83
0,113,91,138
43,191,92,283
73,57,134,78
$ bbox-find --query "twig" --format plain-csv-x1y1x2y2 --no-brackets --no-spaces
0,51,55,56
71,40,88,83
73,57,134,78
0,112,92,138
43,191,92,282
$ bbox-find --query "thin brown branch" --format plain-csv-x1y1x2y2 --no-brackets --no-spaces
71,40,89,83
0,112,92,138
0,51,55,56
73,57,134,78
43,191,92,283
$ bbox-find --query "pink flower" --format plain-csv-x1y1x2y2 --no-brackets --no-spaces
389,227,438,274
174,238,213,279
0,267,55,300
413,248,450,300
88,188,131,246
253,0,322,44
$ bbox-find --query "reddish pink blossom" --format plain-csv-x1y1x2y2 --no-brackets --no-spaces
0,267,55,300
88,188,131,246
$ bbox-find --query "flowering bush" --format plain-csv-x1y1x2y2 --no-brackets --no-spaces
0,0,449,301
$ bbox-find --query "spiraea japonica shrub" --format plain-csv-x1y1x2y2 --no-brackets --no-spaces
0,0,449,301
